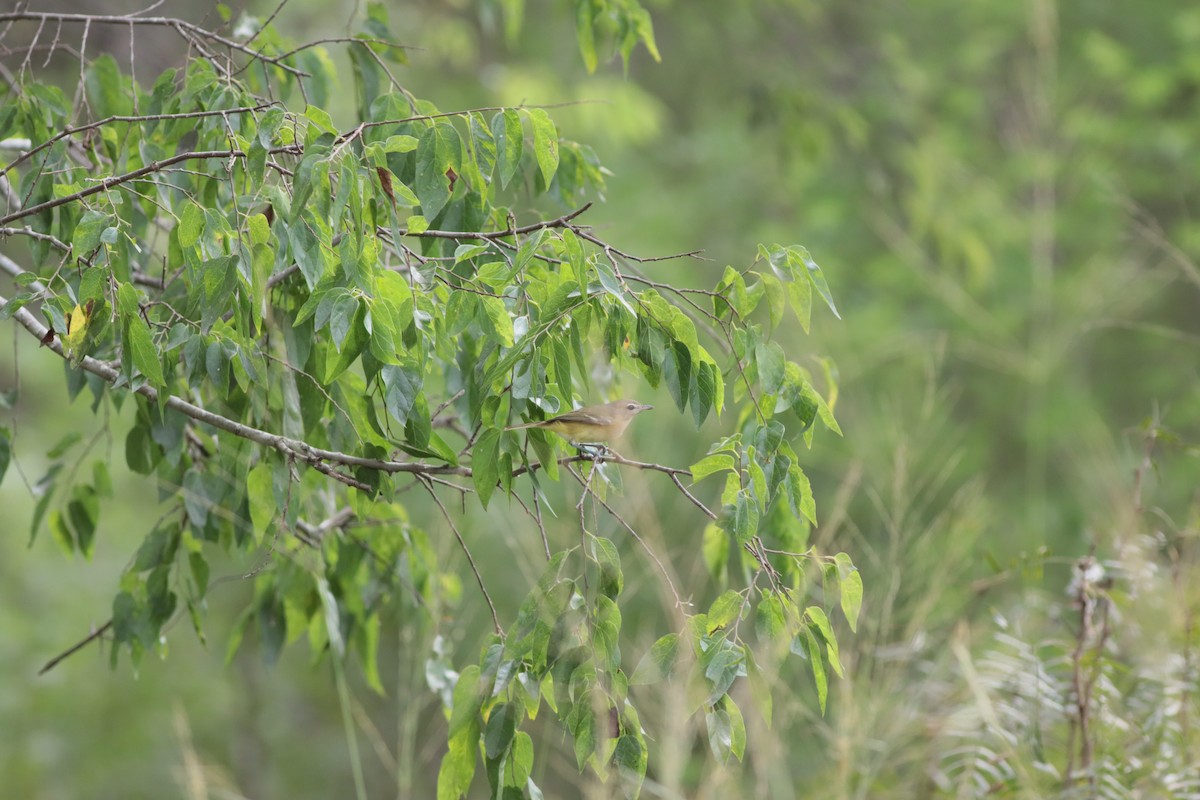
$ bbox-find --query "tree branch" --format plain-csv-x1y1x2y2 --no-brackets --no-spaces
36,506,360,676
36,620,112,676
0,146,301,227
0,11,309,78
0,103,278,180
1,254,709,508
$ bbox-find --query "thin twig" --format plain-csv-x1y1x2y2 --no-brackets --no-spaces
37,621,112,676
0,11,309,78
0,145,301,227
0,103,277,179
420,477,501,634
565,466,686,609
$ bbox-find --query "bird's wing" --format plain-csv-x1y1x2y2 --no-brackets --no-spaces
550,408,612,425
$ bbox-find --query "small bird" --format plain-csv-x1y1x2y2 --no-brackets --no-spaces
506,399,653,445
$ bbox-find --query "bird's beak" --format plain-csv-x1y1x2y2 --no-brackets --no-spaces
640,403,654,411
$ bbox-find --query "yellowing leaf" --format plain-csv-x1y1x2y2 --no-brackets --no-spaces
63,299,96,361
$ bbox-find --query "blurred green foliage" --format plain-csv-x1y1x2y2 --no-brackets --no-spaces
2,0,1200,797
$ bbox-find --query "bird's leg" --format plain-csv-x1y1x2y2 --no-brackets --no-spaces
571,442,609,461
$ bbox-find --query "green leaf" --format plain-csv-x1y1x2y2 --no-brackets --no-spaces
510,731,534,786
85,54,132,118
289,220,327,289
366,298,400,363
190,552,209,595
705,706,734,762
115,282,139,319
593,258,635,315
706,590,743,632
383,134,419,153
747,456,768,511
593,596,622,673
492,110,524,189
72,210,111,256
478,296,514,347
702,522,727,578
570,699,597,770
527,108,560,188
690,453,734,484
178,202,205,249
761,273,786,330
125,315,164,387
754,594,787,642
786,463,817,526
834,552,863,632
467,112,496,191
703,639,743,703
788,276,813,333
415,120,461,219
744,646,773,728
576,0,598,73
133,525,180,571
589,534,623,599
724,490,758,543
289,150,325,224
381,364,422,428
328,293,360,351
755,339,786,394
438,713,479,800
49,510,74,556
0,426,9,486
246,462,275,543
805,606,843,678
449,664,484,737
27,465,61,546
454,243,491,264
630,633,680,685
788,246,840,320
802,626,828,713
472,429,501,508
322,305,368,383
808,381,842,437
691,360,717,427
663,340,692,411
612,735,647,795
67,484,98,557
484,701,518,759
316,576,344,658
725,695,747,761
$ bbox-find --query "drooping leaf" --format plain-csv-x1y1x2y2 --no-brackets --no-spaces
527,108,560,188
630,633,680,685
246,462,276,543
472,429,502,508
415,120,461,219
834,552,863,632
492,109,524,189
125,314,164,386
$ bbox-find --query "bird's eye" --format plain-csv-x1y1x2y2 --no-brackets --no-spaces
627,403,637,410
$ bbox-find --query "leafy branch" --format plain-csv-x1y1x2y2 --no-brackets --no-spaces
0,5,854,796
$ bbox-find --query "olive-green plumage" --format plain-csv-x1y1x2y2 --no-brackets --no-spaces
506,400,653,443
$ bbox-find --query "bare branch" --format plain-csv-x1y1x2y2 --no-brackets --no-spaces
36,620,113,676
420,477,502,634
0,11,310,79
